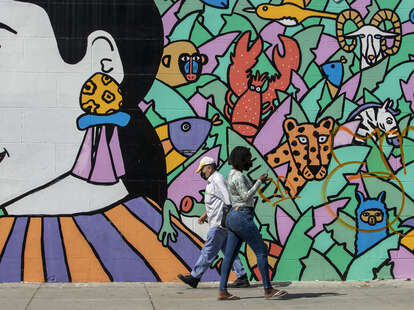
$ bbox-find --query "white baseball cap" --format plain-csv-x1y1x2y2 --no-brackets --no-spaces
196,156,216,173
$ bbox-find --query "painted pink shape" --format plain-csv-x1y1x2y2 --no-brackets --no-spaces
333,120,361,148
274,163,289,180
90,126,117,183
402,21,414,36
188,93,212,117
350,0,372,18
307,198,350,238
253,96,291,155
339,73,361,101
389,154,402,173
138,100,154,113
72,127,93,179
276,207,295,246
314,34,340,66
109,127,126,177
162,0,183,45
260,22,285,60
346,175,367,197
199,32,239,74
390,246,414,279
168,147,220,208
291,71,308,101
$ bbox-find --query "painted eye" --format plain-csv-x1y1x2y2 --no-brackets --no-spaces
374,34,382,39
386,117,394,125
181,55,190,62
194,55,200,61
363,212,369,217
297,136,308,144
318,135,328,143
331,64,335,69
181,122,191,132
359,34,366,38
250,85,255,90
256,87,261,92
262,6,268,11
375,212,381,217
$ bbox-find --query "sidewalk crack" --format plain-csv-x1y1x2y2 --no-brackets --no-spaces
25,285,41,310
144,284,156,310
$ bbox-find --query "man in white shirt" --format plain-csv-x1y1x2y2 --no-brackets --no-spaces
178,156,249,288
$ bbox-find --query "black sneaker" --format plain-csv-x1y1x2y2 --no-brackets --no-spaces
178,274,200,288
228,274,250,288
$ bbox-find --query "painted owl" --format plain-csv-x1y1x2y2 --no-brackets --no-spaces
355,191,388,255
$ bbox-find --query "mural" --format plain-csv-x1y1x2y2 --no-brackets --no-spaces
1,0,414,283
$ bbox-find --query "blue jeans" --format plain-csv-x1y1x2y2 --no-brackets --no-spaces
219,207,271,290
191,226,246,279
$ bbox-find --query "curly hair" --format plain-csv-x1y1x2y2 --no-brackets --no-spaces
229,146,251,171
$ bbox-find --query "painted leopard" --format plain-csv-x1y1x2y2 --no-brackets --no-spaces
265,117,334,197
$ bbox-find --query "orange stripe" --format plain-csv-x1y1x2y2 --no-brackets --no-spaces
59,217,110,282
0,218,15,255
105,205,189,281
23,218,45,282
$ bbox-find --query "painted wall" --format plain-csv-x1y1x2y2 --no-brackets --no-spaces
1,0,414,282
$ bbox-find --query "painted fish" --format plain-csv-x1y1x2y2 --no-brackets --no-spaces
244,0,337,26
156,117,212,174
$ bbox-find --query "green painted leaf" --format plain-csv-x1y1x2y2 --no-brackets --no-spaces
300,250,342,281
346,234,399,280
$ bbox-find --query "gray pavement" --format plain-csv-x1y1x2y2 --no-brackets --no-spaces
0,279,413,310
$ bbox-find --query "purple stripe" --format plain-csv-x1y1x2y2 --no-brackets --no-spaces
124,197,220,281
74,213,158,282
0,218,28,282
43,218,69,282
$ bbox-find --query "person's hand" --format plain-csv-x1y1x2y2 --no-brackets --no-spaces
198,214,207,224
258,173,268,183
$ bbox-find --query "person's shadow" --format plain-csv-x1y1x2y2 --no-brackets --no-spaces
241,292,343,300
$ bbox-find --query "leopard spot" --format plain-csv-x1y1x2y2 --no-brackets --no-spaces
291,141,298,146
298,127,305,133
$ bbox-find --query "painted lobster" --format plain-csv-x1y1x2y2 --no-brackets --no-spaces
225,32,301,141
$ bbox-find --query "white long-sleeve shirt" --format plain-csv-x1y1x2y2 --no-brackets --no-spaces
204,171,231,228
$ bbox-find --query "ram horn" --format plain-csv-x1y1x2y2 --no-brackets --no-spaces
336,9,365,52
370,9,402,56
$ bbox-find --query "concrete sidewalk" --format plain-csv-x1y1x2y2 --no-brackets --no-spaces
1,280,413,310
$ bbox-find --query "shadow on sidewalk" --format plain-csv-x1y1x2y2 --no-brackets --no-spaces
240,292,343,300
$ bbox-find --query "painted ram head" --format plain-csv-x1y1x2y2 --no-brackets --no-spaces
336,9,402,69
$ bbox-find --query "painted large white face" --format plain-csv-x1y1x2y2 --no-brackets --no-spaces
0,1,99,207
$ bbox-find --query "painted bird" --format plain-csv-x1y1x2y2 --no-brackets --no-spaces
321,56,347,98
244,0,338,26
155,115,221,174
201,0,229,9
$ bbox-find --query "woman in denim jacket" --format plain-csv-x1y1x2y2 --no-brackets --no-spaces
218,146,288,300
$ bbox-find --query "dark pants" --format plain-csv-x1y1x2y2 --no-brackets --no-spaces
219,207,271,290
